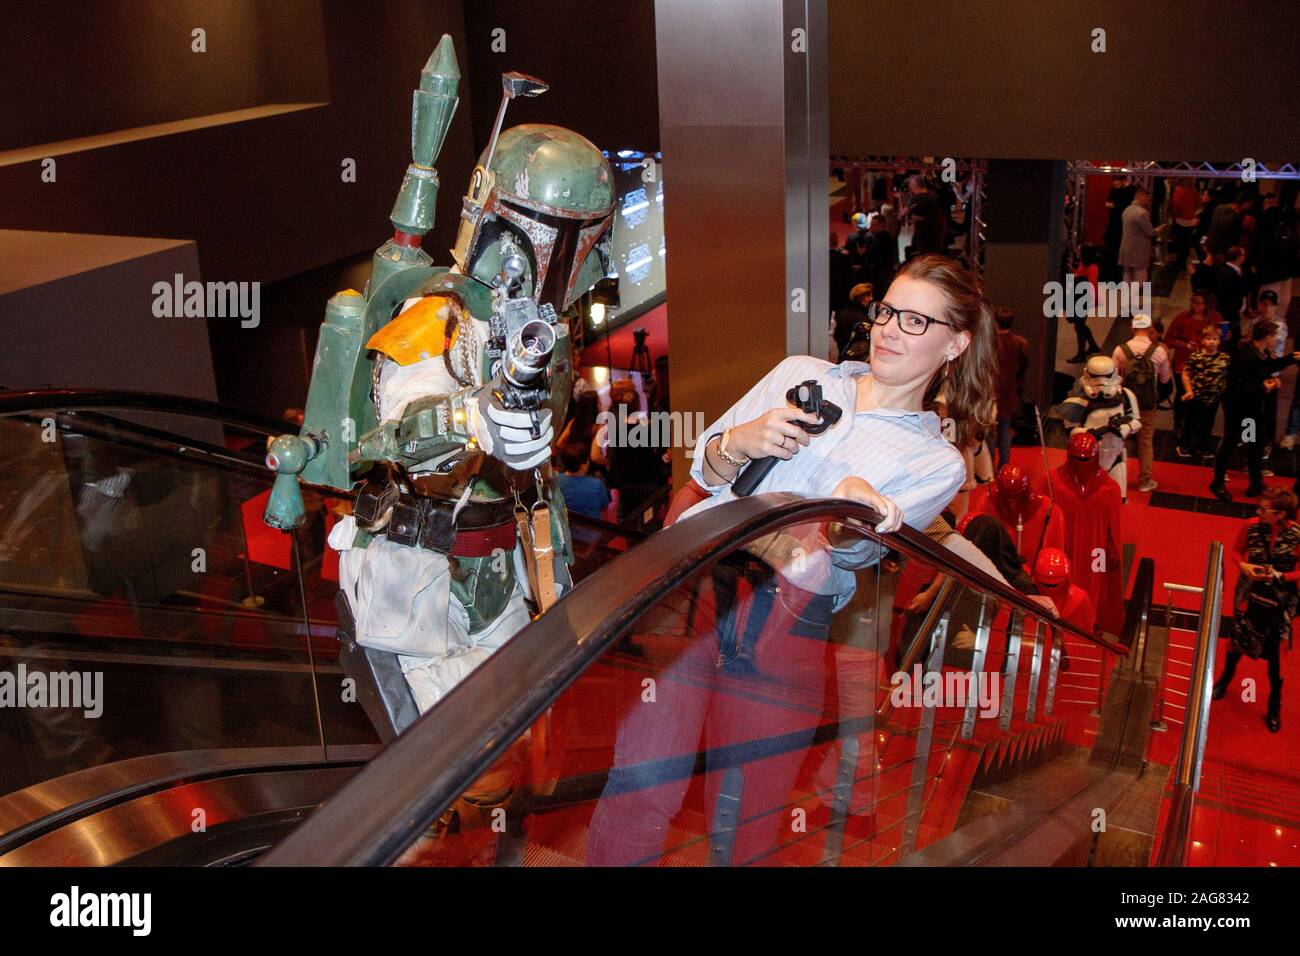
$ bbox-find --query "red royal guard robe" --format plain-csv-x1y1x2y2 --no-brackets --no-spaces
1034,467,1123,638
969,485,1067,569
1053,582,1097,636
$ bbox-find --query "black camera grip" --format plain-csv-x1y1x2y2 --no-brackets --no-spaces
731,398,842,498
732,453,780,497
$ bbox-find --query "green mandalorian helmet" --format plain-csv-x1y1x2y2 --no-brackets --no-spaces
452,124,615,311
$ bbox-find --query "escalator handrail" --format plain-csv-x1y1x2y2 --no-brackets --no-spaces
0,388,288,434
1157,540,1224,866
1124,556,1156,665
0,744,379,855
0,387,647,541
259,491,1125,866
22,404,275,477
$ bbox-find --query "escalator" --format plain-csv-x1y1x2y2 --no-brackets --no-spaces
260,479,1225,868
0,390,1223,867
0,389,636,865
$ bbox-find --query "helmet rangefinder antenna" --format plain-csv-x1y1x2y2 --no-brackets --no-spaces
732,380,843,497
485,72,549,170
453,71,548,270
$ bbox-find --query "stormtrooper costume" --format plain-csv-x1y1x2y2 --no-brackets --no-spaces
1057,355,1141,502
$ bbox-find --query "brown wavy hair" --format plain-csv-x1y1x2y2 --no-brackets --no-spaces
896,255,998,447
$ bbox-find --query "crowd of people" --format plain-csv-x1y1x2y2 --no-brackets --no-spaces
559,180,1300,755
766,174,1294,511
1067,178,1300,502
829,170,976,319
554,373,672,527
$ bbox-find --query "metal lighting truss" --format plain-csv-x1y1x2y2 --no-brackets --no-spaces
1067,159,1300,181
1065,159,1300,261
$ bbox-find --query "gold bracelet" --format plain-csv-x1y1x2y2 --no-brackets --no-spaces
717,428,749,468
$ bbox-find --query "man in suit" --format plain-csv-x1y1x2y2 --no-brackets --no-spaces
1103,174,1135,282
905,174,948,258
864,212,898,297
1118,188,1163,286
1206,190,1245,259
1216,245,1249,350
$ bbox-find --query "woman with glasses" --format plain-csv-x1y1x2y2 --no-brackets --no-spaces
684,254,997,532
1213,487,1299,733
586,255,997,866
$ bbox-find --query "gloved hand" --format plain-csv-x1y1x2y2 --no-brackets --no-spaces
1109,412,1137,437
469,379,554,471
1088,413,1130,440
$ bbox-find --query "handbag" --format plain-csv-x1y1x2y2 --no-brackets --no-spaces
1233,579,1288,659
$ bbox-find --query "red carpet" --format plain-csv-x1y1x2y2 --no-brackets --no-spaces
1003,446,1300,866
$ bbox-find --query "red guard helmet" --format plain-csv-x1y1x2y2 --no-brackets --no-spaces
1068,431,1099,461
993,464,1030,504
1032,548,1071,589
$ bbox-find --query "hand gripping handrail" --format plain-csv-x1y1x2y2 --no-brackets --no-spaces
1156,541,1224,866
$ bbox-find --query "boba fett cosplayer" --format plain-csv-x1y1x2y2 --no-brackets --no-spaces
263,36,615,724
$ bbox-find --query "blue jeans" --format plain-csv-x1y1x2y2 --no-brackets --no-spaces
1287,397,1300,438
585,556,834,866
996,419,1014,471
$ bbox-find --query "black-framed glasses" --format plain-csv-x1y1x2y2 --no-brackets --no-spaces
867,300,952,336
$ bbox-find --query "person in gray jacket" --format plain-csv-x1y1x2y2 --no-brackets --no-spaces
1118,188,1165,285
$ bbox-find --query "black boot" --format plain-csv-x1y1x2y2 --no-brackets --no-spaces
1267,679,1282,733
1212,673,1231,700
1215,651,1241,701
1210,480,1232,503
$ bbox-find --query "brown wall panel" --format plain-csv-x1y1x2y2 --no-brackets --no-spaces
829,0,1300,160
660,123,791,423
0,2,478,410
0,1,476,288
2,0,329,152
461,0,660,154
656,0,794,487
0,235,215,401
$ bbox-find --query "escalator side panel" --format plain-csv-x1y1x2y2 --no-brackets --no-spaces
0,765,363,867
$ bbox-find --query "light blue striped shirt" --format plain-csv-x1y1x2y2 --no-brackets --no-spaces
682,355,967,608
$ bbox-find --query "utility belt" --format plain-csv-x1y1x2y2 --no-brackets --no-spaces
353,474,536,558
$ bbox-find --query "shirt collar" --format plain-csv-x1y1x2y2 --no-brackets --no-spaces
834,362,945,438
870,406,945,438
828,361,870,378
